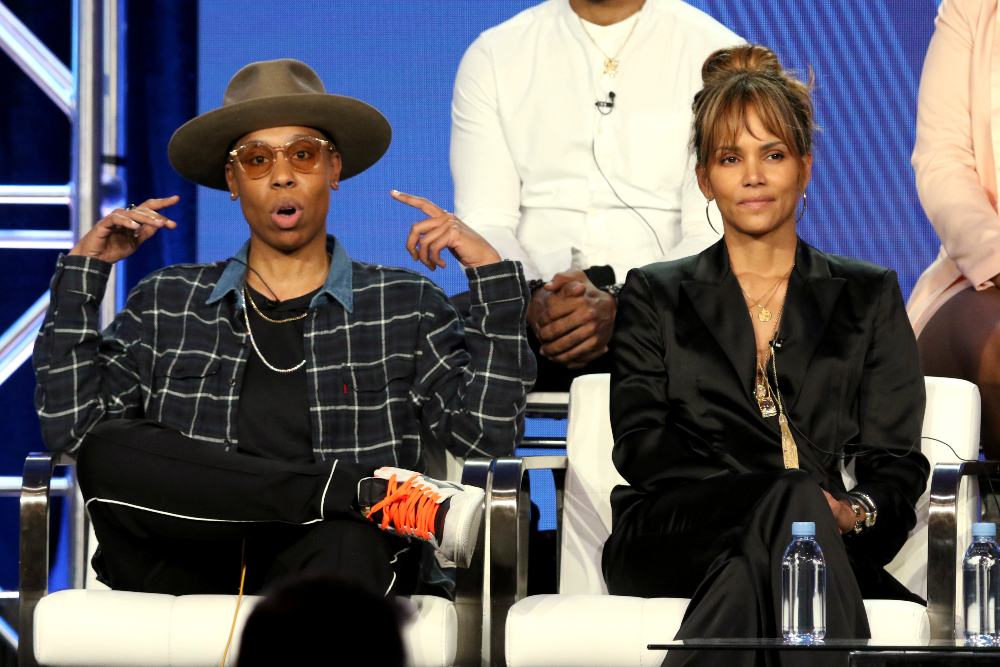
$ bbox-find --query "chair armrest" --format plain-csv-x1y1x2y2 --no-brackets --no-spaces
453,458,492,667
19,453,58,667
927,460,1000,640
486,456,567,667
525,392,570,420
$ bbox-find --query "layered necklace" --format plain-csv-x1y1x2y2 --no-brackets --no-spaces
740,274,785,322
579,9,643,78
243,285,307,373
745,265,799,469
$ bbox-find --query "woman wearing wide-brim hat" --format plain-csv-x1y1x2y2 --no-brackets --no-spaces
34,58,534,598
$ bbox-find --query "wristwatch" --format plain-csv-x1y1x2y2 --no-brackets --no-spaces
527,279,547,295
600,283,623,303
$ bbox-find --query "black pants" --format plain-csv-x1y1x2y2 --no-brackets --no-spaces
603,470,876,667
76,419,416,597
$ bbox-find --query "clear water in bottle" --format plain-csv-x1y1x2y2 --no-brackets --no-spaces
963,522,1000,645
782,521,826,642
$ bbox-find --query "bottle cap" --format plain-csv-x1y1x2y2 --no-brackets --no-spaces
973,522,997,537
791,521,815,537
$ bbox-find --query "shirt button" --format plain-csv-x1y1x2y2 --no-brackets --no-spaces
224,439,231,447
229,378,236,386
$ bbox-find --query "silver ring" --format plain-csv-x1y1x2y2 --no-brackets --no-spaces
125,204,136,211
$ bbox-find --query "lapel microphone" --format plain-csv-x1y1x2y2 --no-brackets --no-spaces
595,91,616,115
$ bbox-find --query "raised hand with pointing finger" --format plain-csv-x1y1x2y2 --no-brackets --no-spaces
391,190,501,271
69,195,180,265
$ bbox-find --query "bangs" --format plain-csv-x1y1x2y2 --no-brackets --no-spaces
695,74,813,167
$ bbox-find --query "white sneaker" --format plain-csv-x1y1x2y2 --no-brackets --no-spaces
358,467,485,568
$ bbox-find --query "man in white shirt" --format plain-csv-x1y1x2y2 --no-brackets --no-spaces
451,0,740,389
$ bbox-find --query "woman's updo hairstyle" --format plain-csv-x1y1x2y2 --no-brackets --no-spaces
692,44,816,170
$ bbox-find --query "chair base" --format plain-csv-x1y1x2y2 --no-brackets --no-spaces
33,589,457,667
505,595,929,667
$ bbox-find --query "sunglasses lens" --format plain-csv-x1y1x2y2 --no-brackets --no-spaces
286,138,324,173
237,143,275,179
234,138,326,179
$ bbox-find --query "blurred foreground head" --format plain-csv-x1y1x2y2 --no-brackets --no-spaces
236,573,406,667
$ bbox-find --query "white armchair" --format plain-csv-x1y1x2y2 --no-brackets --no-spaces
490,374,983,667
18,454,491,667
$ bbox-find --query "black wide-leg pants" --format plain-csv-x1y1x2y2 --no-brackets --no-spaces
76,419,416,597
602,469,871,667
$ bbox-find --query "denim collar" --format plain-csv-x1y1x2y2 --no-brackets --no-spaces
206,234,354,313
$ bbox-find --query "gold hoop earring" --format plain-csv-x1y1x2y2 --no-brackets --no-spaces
796,192,807,223
705,199,719,235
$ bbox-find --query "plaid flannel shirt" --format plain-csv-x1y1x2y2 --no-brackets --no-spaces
34,235,535,470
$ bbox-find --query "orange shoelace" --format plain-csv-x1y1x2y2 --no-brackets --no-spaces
366,473,442,540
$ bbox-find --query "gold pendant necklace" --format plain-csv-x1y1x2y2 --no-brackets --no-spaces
772,347,799,469
752,297,800,469
755,361,778,418
579,11,643,78
740,264,794,322
753,301,785,419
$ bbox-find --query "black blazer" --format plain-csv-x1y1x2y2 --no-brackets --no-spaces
610,238,930,567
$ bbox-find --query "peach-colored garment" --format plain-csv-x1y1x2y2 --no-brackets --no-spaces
908,0,1000,336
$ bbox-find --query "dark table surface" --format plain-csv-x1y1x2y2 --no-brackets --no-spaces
647,639,1000,652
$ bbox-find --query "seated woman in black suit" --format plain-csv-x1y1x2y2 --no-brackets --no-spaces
602,44,929,665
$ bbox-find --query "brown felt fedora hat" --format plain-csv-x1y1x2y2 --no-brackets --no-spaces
168,59,391,191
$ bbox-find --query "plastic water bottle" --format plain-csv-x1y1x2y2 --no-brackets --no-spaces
782,521,826,642
963,522,1000,645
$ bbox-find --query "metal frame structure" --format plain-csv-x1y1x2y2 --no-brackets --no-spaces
0,0,124,377
0,0,125,652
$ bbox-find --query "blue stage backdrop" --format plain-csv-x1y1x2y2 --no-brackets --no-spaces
198,0,943,299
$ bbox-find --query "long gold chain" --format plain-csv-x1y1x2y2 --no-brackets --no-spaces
753,296,787,418
244,285,307,324
578,10,643,78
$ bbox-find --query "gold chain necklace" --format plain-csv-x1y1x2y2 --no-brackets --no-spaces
739,265,793,322
245,285,308,324
578,10,643,78
754,302,784,419
241,286,307,374
751,295,800,469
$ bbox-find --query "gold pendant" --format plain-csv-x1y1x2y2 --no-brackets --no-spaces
758,306,772,322
603,57,619,77
755,367,778,418
779,414,799,469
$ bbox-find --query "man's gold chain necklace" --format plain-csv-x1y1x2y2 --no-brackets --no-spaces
579,11,643,78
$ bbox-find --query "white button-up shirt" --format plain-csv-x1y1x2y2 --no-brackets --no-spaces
451,0,742,281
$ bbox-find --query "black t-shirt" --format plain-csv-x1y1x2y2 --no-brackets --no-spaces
236,284,320,464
